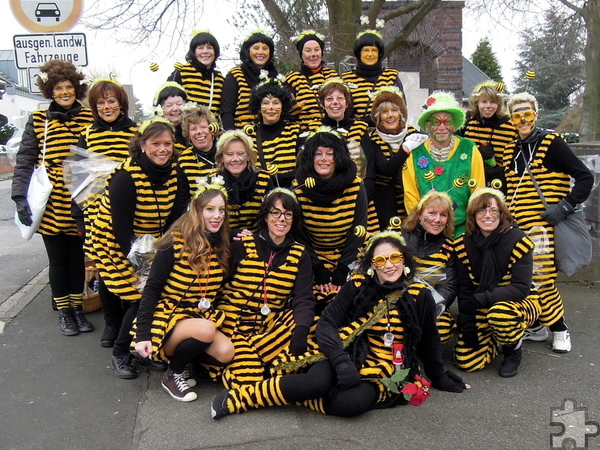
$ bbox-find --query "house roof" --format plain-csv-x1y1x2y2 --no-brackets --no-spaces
462,56,491,99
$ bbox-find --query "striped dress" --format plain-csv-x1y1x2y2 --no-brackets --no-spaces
453,228,541,372
89,158,181,302
78,118,138,253
172,62,224,117
177,145,216,192
251,122,301,187
28,106,93,235
217,236,312,387
342,68,401,119
225,67,256,129
285,66,338,129
132,233,226,362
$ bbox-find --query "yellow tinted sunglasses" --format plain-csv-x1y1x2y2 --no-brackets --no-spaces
510,110,536,123
372,251,404,267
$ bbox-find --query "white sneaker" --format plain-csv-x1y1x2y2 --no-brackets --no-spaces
523,325,549,342
552,330,572,353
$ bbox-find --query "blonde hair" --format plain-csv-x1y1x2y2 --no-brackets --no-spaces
403,191,455,238
507,92,539,113
158,190,230,274
215,130,258,173
469,85,507,119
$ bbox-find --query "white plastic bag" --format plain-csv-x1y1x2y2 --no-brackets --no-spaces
15,163,53,240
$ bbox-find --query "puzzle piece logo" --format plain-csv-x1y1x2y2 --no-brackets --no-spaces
551,398,600,449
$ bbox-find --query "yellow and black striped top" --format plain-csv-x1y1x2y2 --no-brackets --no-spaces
502,133,572,229
173,62,225,117
286,66,338,128
90,158,180,301
30,107,94,235
219,170,272,232
342,68,400,119
178,146,216,192
294,177,363,252
228,67,256,129
253,122,301,176
145,235,225,358
217,236,304,328
463,117,517,163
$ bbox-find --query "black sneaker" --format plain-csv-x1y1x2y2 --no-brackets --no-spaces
111,354,138,379
133,353,168,372
58,309,79,336
499,347,522,378
101,326,120,348
161,368,197,402
211,390,231,419
72,306,94,332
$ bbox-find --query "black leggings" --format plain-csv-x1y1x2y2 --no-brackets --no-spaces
42,233,85,299
113,301,139,357
98,276,129,328
280,360,378,417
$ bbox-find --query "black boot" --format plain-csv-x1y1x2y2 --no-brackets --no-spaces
499,345,522,378
58,309,79,336
72,306,94,332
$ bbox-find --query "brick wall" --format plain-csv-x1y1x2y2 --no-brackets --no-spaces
381,0,464,97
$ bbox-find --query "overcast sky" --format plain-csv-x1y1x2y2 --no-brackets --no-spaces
2,1,522,113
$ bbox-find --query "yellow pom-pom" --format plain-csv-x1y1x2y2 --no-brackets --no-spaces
150,62,159,72
354,225,367,237
491,179,503,189
266,164,278,175
305,177,315,188
525,70,536,80
468,179,478,188
453,178,465,189
389,216,402,228
243,124,255,136
424,171,435,181
208,123,219,135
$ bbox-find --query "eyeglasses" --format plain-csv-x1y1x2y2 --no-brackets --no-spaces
510,110,536,123
475,207,500,218
269,209,293,220
372,251,404,267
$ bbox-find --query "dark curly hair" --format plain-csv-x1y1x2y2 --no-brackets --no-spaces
185,32,220,64
87,80,129,119
37,59,87,100
295,131,354,182
249,80,293,119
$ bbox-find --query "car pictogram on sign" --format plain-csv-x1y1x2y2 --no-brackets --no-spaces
35,3,61,22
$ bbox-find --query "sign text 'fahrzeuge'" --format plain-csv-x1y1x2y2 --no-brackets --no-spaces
13,33,88,69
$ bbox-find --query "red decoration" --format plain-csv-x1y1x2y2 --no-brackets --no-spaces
434,166,445,176
401,375,431,407
426,97,436,106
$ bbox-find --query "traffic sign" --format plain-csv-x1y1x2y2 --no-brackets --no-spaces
27,68,42,94
10,0,84,33
13,33,88,69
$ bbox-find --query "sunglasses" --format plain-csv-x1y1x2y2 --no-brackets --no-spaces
372,251,404,267
510,110,536,123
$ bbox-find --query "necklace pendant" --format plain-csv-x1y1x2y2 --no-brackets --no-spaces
383,332,394,347
198,298,211,310
260,305,271,315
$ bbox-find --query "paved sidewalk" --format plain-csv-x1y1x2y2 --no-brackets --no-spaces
1,283,599,449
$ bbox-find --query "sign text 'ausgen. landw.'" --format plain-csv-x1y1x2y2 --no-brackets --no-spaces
13,33,88,68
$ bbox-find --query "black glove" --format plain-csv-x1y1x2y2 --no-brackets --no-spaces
75,216,86,238
331,266,350,287
14,196,33,226
314,265,332,286
290,326,309,356
541,199,574,225
332,354,361,390
478,144,495,161
460,294,486,316
458,313,479,349
432,370,467,393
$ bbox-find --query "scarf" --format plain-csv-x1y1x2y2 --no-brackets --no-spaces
188,57,217,78
299,63,324,77
354,60,383,81
241,60,278,89
376,127,408,150
93,114,136,132
470,228,504,292
301,164,357,206
223,167,257,206
47,100,83,123
134,152,173,186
